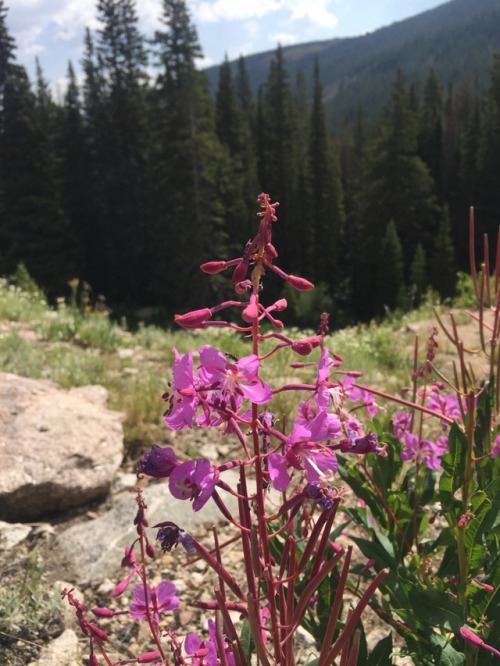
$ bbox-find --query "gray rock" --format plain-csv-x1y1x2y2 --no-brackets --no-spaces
0,520,31,550
28,628,80,666
57,473,239,584
0,373,124,521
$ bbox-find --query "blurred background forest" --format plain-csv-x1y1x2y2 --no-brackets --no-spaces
1,0,500,327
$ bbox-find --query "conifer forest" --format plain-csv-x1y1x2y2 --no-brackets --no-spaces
1,0,500,326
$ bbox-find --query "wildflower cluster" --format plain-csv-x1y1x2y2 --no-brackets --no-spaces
64,199,500,665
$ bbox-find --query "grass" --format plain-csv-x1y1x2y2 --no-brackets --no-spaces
0,273,453,458
0,550,64,665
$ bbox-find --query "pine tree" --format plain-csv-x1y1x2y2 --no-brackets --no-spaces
431,205,456,299
418,68,444,200
150,0,229,309
356,70,439,318
256,45,299,273
409,243,427,307
477,53,500,243
90,0,152,302
306,59,344,292
376,220,405,314
0,3,74,291
215,56,257,250
56,61,94,278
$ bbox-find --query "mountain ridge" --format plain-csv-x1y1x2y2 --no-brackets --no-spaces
204,0,500,127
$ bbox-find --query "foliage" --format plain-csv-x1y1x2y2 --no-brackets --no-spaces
0,551,64,664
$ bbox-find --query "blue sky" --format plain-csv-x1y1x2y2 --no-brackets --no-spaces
7,0,449,99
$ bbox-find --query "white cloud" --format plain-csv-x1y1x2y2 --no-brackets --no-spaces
191,0,338,28
289,1,338,29
192,0,282,22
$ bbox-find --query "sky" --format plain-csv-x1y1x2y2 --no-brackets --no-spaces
6,0,450,100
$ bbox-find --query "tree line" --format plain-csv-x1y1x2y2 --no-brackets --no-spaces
1,0,499,326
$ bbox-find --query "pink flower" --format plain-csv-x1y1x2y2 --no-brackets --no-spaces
426,386,461,428
169,459,218,511
392,411,412,439
198,345,272,404
268,439,338,492
400,433,447,470
129,581,179,621
138,445,178,478
164,349,200,430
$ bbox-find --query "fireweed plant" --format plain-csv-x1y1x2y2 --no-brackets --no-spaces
63,199,499,666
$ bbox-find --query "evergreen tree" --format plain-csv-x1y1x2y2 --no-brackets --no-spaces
477,53,500,243
257,45,299,273
376,219,405,314
57,61,93,278
215,56,257,250
235,55,253,116
356,70,439,318
90,0,152,302
409,242,427,307
306,59,344,292
431,205,456,299
150,0,229,308
0,3,74,290
418,68,444,199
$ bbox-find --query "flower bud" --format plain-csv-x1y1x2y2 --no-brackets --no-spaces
138,651,162,663
232,259,249,284
265,242,278,259
291,340,313,356
291,335,322,356
174,308,212,329
200,261,227,274
91,607,117,617
287,275,314,291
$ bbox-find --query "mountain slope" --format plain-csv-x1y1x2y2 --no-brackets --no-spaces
204,0,500,127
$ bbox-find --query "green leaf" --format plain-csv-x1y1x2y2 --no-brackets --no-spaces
407,589,464,632
239,619,254,662
464,490,500,572
428,633,465,666
367,633,393,666
439,422,468,513
350,530,396,571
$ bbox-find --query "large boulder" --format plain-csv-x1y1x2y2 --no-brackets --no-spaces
0,373,124,520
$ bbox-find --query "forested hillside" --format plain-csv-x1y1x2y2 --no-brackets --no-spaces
0,0,499,326
205,0,500,127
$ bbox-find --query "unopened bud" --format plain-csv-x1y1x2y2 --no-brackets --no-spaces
138,651,162,663
91,607,117,618
265,242,278,259
292,335,322,356
174,308,212,329
146,541,155,559
291,340,313,355
111,576,132,597
287,275,314,291
200,261,227,274
232,259,249,284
